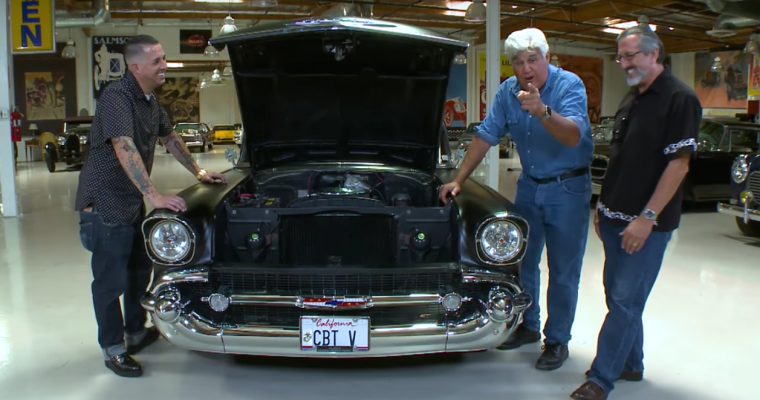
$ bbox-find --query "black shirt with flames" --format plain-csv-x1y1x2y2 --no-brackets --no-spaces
597,67,702,232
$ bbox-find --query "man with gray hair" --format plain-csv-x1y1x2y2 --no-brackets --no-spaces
439,27,593,371
570,26,700,400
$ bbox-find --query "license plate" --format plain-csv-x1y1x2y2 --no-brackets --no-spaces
300,317,370,352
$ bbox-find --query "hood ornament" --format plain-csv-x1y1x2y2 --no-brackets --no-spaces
225,147,239,166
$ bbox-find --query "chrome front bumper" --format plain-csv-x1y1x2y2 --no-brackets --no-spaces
717,200,760,223
592,182,602,195
141,266,532,358
182,140,204,147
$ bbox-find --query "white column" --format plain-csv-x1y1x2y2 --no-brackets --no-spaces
0,1,19,218
484,0,500,190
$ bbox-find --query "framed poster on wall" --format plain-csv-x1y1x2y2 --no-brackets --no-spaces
92,36,133,100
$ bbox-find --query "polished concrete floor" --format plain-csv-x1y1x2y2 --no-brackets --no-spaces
0,146,757,400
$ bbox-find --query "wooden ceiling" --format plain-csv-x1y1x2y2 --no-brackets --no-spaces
59,0,759,54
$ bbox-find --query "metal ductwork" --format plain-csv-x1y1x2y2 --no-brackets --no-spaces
713,13,760,30
706,0,760,22
56,0,110,27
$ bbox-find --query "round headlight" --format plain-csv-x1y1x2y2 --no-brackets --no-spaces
478,219,523,263
732,157,748,183
149,220,192,262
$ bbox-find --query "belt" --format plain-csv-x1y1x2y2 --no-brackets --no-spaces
527,166,589,184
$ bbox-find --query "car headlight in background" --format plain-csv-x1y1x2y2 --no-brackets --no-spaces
79,135,88,145
476,217,525,264
57,136,66,146
145,218,196,264
732,155,748,184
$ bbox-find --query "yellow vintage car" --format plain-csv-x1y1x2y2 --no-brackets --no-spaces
212,124,238,144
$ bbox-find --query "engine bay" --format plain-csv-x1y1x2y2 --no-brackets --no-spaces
228,169,441,209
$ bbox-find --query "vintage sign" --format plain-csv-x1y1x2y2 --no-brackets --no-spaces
180,29,212,54
10,0,56,54
92,36,133,100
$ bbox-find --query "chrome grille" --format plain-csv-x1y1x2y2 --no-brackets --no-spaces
748,172,760,205
591,155,608,179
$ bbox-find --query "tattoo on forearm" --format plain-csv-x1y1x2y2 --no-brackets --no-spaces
112,137,157,197
165,134,200,174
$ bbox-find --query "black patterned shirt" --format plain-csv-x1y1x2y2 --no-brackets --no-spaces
74,71,173,225
597,67,702,232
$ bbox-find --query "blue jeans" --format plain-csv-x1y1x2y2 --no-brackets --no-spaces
515,172,591,345
586,217,673,394
79,208,152,357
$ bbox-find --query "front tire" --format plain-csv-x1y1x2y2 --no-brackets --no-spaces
736,218,760,238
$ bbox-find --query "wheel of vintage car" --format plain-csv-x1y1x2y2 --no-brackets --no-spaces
44,147,57,173
200,141,207,153
735,218,760,238
208,142,214,151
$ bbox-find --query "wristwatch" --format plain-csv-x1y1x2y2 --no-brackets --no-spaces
642,208,657,221
540,105,552,121
196,168,208,181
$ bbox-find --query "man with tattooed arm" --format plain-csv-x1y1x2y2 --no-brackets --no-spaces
74,35,226,377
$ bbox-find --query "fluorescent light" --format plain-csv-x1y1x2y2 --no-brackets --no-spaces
167,62,184,68
195,0,244,3
603,21,657,34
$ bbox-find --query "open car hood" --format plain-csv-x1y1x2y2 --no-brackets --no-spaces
209,18,468,172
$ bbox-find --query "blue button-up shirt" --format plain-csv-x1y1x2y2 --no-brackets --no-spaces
475,64,594,179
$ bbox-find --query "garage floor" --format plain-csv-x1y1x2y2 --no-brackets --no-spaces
0,147,757,400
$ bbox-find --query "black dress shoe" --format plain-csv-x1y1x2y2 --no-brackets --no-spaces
570,381,607,400
585,369,643,382
105,353,143,377
535,343,568,371
496,325,541,350
127,326,160,355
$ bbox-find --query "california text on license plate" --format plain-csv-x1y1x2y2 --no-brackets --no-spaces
300,317,370,352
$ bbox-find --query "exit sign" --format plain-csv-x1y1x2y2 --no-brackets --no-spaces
11,0,57,54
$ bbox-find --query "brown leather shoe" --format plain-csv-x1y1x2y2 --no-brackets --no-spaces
585,369,643,382
570,381,607,400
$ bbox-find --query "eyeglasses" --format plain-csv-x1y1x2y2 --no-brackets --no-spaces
615,51,641,63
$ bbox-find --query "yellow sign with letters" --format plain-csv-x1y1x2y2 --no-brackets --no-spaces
10,0,57,54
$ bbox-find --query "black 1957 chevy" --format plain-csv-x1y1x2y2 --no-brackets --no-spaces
138,17,533,358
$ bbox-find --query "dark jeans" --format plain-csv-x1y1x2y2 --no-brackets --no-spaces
79,209,152,355
586,217,673,394
515,172,591,345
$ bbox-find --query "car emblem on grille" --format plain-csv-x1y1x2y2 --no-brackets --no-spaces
295,296,373,309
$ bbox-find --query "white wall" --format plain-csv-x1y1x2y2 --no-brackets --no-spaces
53,24,240,125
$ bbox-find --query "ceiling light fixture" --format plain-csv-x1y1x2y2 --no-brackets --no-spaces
710,56,723,72
453,53,467,64
745,34,759,54
204,42,219,57
550,54,561,68
61,39,76,58
464,0,486,22
220,15,238,34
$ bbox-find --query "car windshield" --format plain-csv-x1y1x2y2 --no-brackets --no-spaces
726,127,760,153
67,126,91,135
175,123,201,131
215,125,236,130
